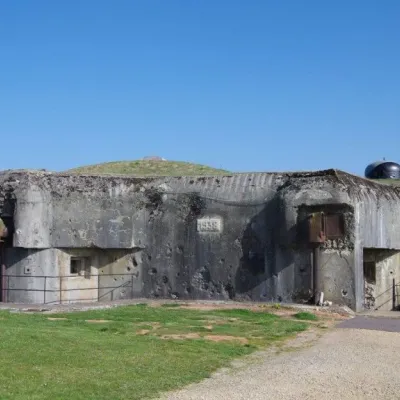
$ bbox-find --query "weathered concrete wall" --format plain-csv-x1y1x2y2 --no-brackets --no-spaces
139,192,287,302
5,248,59,304
278,173,356,308
57,249,98,303
363,249,400,311
1,169,400,310
97,249,142,301
57,248,139,304
337,172,400,310
134,174,320,303
13,184,53,248
377,251,400,311
353,188,400,250
318,249,355,308
5,246,142,304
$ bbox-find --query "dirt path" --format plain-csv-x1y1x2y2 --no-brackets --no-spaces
161,321,400,400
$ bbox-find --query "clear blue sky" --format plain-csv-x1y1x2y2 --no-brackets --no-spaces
1,1,399,175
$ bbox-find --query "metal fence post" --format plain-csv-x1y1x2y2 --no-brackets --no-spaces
44,276,47,304
59,276,62,305
131,274,134,299
1,264,6,303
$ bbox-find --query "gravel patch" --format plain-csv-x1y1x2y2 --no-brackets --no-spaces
160,327,400,400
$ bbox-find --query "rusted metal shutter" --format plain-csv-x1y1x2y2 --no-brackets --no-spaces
324,214,345,239
308,212,325,243
308,212,345,243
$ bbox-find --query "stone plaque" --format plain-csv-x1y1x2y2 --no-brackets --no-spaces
197,218,222,233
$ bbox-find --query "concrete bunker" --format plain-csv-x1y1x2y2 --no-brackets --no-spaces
0,169,399,312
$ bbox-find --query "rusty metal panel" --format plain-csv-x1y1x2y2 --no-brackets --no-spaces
324,214,345,239
308,212,325,243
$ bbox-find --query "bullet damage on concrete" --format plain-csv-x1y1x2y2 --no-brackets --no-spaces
0,168,400,312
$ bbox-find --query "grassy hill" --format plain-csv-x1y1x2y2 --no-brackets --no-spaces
370,179,400,187
67,160,230,176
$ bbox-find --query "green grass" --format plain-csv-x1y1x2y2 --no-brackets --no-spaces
66,160,230,176
293,312,318,321
0,305,308,400
368,178,400,187
373,179,400,187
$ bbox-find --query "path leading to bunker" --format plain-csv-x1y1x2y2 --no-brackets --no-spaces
161,317,400,400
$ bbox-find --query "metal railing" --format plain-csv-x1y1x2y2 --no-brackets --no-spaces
394,281,400,311
365,279,400,311
2,273,137,304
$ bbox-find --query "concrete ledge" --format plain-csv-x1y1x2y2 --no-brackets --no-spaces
357,310,400,319
0,299,355,316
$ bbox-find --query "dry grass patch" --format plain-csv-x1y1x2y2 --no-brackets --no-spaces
85,319,111,323
205,335,249,344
